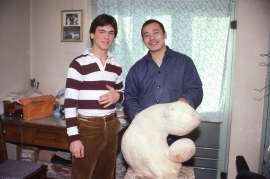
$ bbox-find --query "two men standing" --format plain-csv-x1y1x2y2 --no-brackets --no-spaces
64,14,203,179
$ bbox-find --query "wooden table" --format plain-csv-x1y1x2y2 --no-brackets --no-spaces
0,115,129,152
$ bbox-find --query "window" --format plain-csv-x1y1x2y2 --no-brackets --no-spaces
93,0,232,123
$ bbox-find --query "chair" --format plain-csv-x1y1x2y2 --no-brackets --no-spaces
0,120,47,179
236,155,267,179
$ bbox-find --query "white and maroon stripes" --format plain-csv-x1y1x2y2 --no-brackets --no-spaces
64,48,124,142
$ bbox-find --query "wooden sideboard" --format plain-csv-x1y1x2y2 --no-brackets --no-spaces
0,115,129,153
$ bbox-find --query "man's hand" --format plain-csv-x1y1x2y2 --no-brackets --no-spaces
70,140,84,158
178,98,189,104
99,85,120,108
134,112,139,118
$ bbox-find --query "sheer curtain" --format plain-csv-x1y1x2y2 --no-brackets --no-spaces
96,0,232,122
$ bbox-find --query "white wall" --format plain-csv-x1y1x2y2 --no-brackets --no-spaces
30,0,91,104
0,0,91,102
228,0,270,178
0,0,30,98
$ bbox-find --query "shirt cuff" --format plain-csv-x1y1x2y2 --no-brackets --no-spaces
117,92,124,103
68,134,80,143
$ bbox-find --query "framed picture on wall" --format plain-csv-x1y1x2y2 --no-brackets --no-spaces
61,10,83,42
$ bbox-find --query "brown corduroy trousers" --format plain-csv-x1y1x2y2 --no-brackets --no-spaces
71,115,120,179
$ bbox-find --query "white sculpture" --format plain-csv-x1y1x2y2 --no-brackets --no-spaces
121,101,201,179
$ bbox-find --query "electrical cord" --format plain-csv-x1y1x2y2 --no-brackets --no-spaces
17,120,26,160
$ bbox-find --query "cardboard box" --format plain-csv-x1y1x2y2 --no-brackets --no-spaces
19,95,55,120
19,148,39,162
39,149,56,162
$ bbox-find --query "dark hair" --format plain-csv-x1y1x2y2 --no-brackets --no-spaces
89,14,118,45
141,19,166,38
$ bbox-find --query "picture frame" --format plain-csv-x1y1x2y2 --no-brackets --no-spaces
61,10,83,42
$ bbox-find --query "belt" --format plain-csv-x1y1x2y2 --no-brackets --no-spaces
79,113,117,122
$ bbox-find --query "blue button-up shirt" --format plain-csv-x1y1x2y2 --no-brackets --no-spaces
123,46,203,121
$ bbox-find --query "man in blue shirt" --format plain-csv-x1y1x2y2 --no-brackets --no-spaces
123,19,203,145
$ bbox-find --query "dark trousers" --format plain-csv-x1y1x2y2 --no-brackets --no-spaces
71,115,120,179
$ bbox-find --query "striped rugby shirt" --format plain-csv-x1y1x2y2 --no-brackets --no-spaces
64,48,124,142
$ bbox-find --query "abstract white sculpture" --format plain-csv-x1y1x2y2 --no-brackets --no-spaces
121,101,201,179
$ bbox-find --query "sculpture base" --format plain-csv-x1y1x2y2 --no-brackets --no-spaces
124,166,195,179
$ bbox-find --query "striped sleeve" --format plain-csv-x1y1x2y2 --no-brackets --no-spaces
64,58,83,143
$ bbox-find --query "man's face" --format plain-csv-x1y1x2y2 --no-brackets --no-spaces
90,25,115,50
142,22,167,52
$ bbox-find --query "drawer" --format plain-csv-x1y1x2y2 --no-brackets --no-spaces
2,124,35,144
34,129,69,149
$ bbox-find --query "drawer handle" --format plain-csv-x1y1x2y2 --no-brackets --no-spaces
47,136,56,140
12,132,20,136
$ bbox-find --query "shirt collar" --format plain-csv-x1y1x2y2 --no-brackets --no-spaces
145,46,173,61
83,48,114,62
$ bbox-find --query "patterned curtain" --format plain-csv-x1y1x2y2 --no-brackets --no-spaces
96,0,232,122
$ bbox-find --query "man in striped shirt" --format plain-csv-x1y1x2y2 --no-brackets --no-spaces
64,14,124,179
